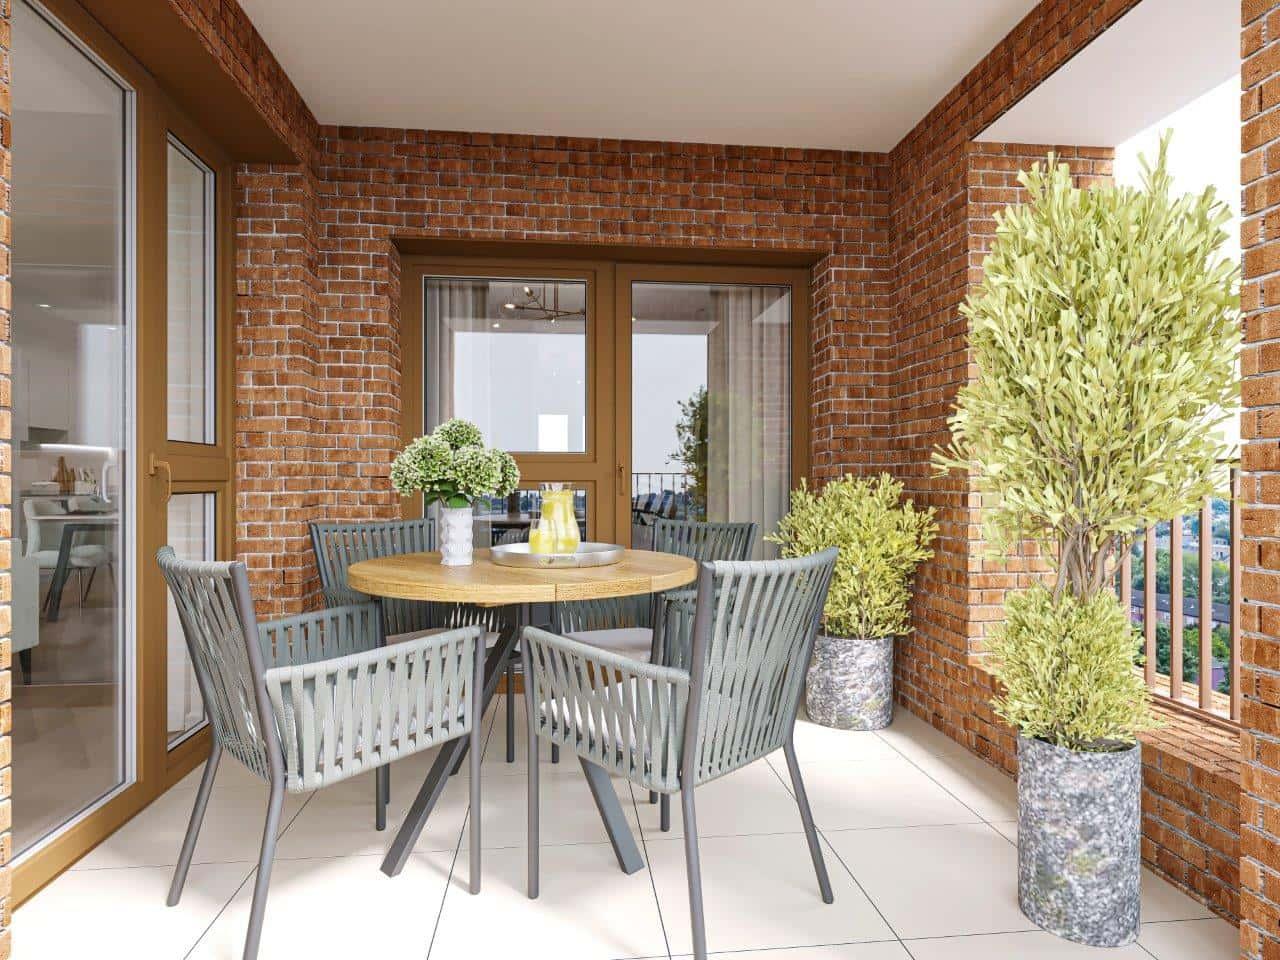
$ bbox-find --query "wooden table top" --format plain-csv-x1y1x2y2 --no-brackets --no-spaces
346,548,697,605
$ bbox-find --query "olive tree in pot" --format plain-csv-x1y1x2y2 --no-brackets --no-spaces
934,138,1239,947
769,474,937,730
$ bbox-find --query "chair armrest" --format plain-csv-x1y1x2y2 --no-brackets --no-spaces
522,626,690,793
258,602,383,669
263,625,482,791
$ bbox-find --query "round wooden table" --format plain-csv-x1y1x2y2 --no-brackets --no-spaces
346,547,697,606
354,547,697,880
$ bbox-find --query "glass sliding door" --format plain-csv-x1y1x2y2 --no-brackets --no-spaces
411,265,617,544
10,0,132,857
622,268,808,554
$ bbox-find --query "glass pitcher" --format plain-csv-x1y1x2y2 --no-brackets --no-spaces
530,484,581,555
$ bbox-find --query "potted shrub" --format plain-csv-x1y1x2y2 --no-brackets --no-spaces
769,473,937,730
934,138,1239,947
390,418,520,566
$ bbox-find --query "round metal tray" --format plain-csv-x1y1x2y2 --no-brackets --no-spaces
490,541,625,569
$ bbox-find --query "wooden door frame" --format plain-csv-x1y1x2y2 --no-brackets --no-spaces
613,263,812,543
400,257,619,543
14,0,236,905
400,252,813,550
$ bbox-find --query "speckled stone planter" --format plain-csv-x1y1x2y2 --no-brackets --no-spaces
805,634,894,730
1017,735,1141,947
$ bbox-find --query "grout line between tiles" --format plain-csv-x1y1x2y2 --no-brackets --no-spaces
625,780,674,960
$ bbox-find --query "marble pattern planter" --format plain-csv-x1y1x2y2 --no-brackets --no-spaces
805,633,894,730
1017,734,1141,947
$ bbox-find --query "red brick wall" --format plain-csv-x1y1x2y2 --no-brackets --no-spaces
1240,1,1280,956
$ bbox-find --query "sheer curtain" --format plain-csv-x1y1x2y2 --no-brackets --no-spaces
706,286,791,557
424,279,488,430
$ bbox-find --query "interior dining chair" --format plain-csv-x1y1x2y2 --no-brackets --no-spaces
522,548,839,960
157,547,485,960
309,518,515,824
23,498,111,611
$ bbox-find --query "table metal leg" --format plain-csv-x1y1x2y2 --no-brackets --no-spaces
381,624,519,877
580,757,645,875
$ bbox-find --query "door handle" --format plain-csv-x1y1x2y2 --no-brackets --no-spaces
617,462,626,498
148,453,172,503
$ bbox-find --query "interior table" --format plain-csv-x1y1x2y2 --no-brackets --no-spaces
346,547,697,879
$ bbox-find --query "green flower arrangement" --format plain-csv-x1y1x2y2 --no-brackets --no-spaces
768,474,937,639
391,418,520,508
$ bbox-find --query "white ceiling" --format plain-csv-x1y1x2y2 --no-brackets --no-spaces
238,0,1041,152
978,0,1239,146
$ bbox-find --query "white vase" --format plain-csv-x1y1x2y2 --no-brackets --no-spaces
439,505,474,566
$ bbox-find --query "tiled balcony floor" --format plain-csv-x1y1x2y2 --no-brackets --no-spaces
18,704,1237,960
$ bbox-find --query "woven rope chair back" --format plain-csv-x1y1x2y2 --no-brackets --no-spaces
685,548,837,786
156,547,278,780
310,519,435,635
652,518,757,563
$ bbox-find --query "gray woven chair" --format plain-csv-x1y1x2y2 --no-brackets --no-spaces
310,519,516,797
157,548,485,960
523,548,838,960
553,518,758,662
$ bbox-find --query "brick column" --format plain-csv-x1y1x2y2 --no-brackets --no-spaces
1240,2,1280,956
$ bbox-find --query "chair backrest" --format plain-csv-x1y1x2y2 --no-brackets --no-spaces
310,518,435,605
683,548,837,786
310,519,436,635
23,499,68,555
652,518,758,563
156,547,280,782
495,526,528,545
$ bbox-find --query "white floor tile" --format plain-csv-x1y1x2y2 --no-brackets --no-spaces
905,930,1151,959
17,861,252,960
274,750,469,860
1139,918,1239,960
74,759,308,870
826,822,1028,939
188,851,451,960
905,748,1017,821
984,821,1214,923
431,842,668,959
633,760,807,840
873,710,969,765
786,754,983,831
467,761,640,849
789,716,904,765
647,832,894,954
674,944,911,959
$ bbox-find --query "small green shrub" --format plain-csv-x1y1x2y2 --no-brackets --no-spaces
768,474,937,640
990,584,1157,751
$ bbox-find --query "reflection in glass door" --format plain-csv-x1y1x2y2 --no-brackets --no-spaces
10,0,131,857
419,269,615,544
629,282,792,555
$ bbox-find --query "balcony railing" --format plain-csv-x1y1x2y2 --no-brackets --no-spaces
1120,466,1241,724
632,472,695,521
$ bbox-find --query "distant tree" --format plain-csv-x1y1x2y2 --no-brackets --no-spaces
671,386,708,519
1136,623,1232,695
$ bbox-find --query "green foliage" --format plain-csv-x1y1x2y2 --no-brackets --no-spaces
1143,623,1231,694
934,136,1240,602
671,386,708,519
1129,546,1230,606
768,474,937,639
391,419,520,508
992,585,1158,751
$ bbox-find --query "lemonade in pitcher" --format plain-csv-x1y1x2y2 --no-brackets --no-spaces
529,484,580,555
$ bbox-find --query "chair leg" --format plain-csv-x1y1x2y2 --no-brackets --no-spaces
649,790,658,805
783,737,834,904
469,706,483,894
18,649,31,685
661,794,671,832
527,701,540,899
167,742,222,906
682,788,708,960
506,659,516,763
374,763,389,832
81,566,97,602
242,780,286,960
550,744,560,764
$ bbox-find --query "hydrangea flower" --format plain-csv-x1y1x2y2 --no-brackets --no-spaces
389,418,520,507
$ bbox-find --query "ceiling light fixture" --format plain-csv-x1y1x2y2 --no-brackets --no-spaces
501,283,585,326
37,303,51,309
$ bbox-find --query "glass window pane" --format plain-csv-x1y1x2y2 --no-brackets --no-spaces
425,277,587,452
166,139,215,444
631,282,791,557
12,0,129,857
167,493,215,746
474,487,588,546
